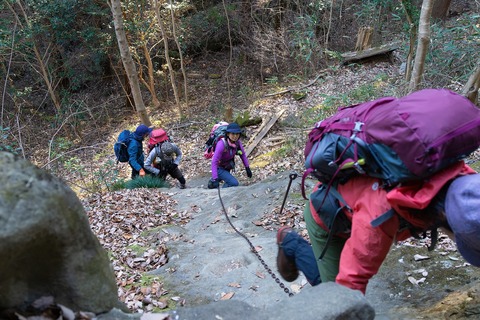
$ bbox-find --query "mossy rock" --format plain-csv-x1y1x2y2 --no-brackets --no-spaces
234,111,262,127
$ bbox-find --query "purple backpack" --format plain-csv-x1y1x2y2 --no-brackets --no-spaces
303,88,480,198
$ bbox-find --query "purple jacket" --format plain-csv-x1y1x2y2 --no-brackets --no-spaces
211,138,249,179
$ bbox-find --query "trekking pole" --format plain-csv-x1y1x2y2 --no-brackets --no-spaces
279,172,298,216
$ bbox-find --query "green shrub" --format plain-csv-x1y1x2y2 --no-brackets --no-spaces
427,12,480,87
0,127,20,154
125,176,170,189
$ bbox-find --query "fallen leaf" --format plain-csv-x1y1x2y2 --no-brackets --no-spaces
408,276,418,285
407,276,426,285
414,254,430,261
228,282,241,288
220,292,235,300
59,304,75,320
256,271,265,279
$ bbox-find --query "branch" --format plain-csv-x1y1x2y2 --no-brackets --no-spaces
264,71,327,97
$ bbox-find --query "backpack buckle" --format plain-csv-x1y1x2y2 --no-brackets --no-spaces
353,161,365,174
350,122,364,139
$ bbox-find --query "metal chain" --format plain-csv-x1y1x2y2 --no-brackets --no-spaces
216,173,298,297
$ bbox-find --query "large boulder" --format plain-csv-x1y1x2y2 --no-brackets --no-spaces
97,282,375,320
0,152,122,314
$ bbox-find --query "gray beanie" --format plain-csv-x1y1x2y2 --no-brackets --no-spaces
161,142,175,159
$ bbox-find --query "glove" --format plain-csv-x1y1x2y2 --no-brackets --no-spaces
139,169,146,177
245,167,252,178
208,178,220,189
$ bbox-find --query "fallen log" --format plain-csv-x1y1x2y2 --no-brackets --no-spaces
245,109,285,157
341,41,401,64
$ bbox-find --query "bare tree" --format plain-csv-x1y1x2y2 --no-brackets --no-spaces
153,0,182,118
7,0,62,111
409,0,434,92
137,31,161,108
110,0,151,126
400,0,417,82
221,0,233,121
168,0,188,109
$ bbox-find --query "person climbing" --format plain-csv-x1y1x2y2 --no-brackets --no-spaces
276,162,480,294
208,122,252,188
128,124,152,179
144,141,187,189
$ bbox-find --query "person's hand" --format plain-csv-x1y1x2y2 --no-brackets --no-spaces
139,169,146,177
245,167,252,178
208,178,220,189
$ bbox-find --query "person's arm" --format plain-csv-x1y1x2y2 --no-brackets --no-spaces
144,147,160,175
336,177,399,294
127,140,142,171
211,139,225,180
172,143,182,165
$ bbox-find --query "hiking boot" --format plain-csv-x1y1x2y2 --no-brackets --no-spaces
179,183,186,189
276,226,299,282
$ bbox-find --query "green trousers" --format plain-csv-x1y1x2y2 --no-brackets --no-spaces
303,203,347,283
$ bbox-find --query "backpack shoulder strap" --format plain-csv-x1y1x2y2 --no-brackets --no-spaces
220,137,231,152
370,209,396,227
316,183,352,261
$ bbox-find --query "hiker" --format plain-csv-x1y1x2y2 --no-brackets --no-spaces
144,141,187,189
128,124,152,179
276,161,480,294
208,122,252,188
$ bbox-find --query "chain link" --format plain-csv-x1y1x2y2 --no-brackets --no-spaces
216,173,298,297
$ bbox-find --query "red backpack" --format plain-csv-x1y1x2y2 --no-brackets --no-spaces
147,128,169,153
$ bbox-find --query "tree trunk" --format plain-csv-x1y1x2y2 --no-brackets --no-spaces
462,64,480,105
138,42,161,108
154,0,182,118
222,0,233,122
400,0,417,82
409,0,434,92
169,0,188,111
432,0,452,20
355,26,373,51
110,0,151,126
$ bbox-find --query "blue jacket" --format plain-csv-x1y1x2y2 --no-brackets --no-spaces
128,132,145,171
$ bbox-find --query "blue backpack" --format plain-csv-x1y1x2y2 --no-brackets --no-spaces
114,130,132,163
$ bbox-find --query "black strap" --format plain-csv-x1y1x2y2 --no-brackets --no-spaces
317,185,351,261
318,206,344,261
370,209,396,227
